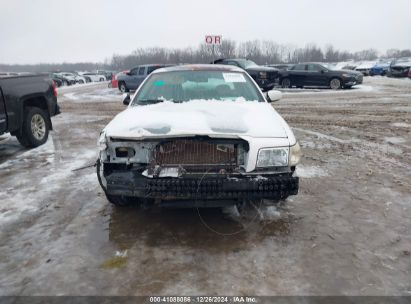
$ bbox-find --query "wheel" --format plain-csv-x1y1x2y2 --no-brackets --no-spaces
78,79,85,84
63,80,69,86
281,78,291,88
100,78,104,82
16,107,49,148
330,78,341,90
119,82,128,93
108,82,112,88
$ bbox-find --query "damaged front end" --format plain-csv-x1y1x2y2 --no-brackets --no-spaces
97,134,300,207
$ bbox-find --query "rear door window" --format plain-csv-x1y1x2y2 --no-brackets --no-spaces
307,64,322,71
292,64,306,71
138,67,146,75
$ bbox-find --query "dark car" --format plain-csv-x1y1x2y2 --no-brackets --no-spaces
117,64,172,92
387,57,411,77
213,59,279,91
0,74,60,147
279,62,363,89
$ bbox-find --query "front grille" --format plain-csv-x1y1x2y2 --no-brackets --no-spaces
152,139,238,167
268,71,278,80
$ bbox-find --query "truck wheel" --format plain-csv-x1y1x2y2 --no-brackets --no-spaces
330,78,341,90
281,78,291,88
17,107,49,148
119,82,128,93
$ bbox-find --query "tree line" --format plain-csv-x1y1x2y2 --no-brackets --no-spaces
1,40,411,73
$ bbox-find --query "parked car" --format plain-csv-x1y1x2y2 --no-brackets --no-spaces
266,64,294,71
387,57,411,77
0,74,60,147
355,61,377,76
369,59,392,76
213,58,279,91
96,70,114,81
108,71,128,89
50,72,74,86
333,61,359,70
59,72,87,84
117,64,172,92
48,74,63,87
0,72,19,77
79,72,106,82
279,62,363,89
97,64,301,207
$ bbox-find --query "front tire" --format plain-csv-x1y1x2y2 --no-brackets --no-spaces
281,78,291,88
17,107,49,148
330,78,341,90
119,82,128,93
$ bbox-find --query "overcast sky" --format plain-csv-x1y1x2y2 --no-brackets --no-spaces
0,0,410,64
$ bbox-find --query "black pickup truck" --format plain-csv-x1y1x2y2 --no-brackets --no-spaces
0,75,60,148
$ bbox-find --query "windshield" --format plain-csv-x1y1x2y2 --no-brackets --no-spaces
131,70,264,105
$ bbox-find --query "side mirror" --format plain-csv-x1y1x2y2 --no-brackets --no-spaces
321,69,328,73
267,90,282,102
122,93,131,105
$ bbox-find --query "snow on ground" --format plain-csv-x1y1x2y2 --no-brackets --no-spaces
296,165,329,178
391,122,411,128
62,88,122,103
0,135,97,227
279,84,375,95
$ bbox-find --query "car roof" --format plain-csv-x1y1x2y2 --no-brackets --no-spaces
152,64,244,74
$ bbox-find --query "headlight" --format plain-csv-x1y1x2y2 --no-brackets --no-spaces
256,147,289,167
259,71,267,79
98,131,107,151
289,142,302,166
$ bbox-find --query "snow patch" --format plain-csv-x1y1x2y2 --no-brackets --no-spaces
391,122,411,128
384,137,406,144
296,165,328,178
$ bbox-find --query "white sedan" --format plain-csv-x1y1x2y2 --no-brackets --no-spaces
80,72,106,82
97,64,301,208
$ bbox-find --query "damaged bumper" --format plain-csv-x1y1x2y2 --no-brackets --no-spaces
103,170,299,201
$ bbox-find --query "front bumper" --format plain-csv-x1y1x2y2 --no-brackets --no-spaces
342,74,363,86
103,170,299,201
254,78,278,91
390,68,410,77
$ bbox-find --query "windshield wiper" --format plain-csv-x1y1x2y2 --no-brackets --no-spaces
137,99,165,104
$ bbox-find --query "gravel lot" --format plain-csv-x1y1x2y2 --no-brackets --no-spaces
0,77,410,295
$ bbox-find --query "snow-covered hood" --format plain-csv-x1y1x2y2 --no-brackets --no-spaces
104,100,291,141
392,61,411,68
